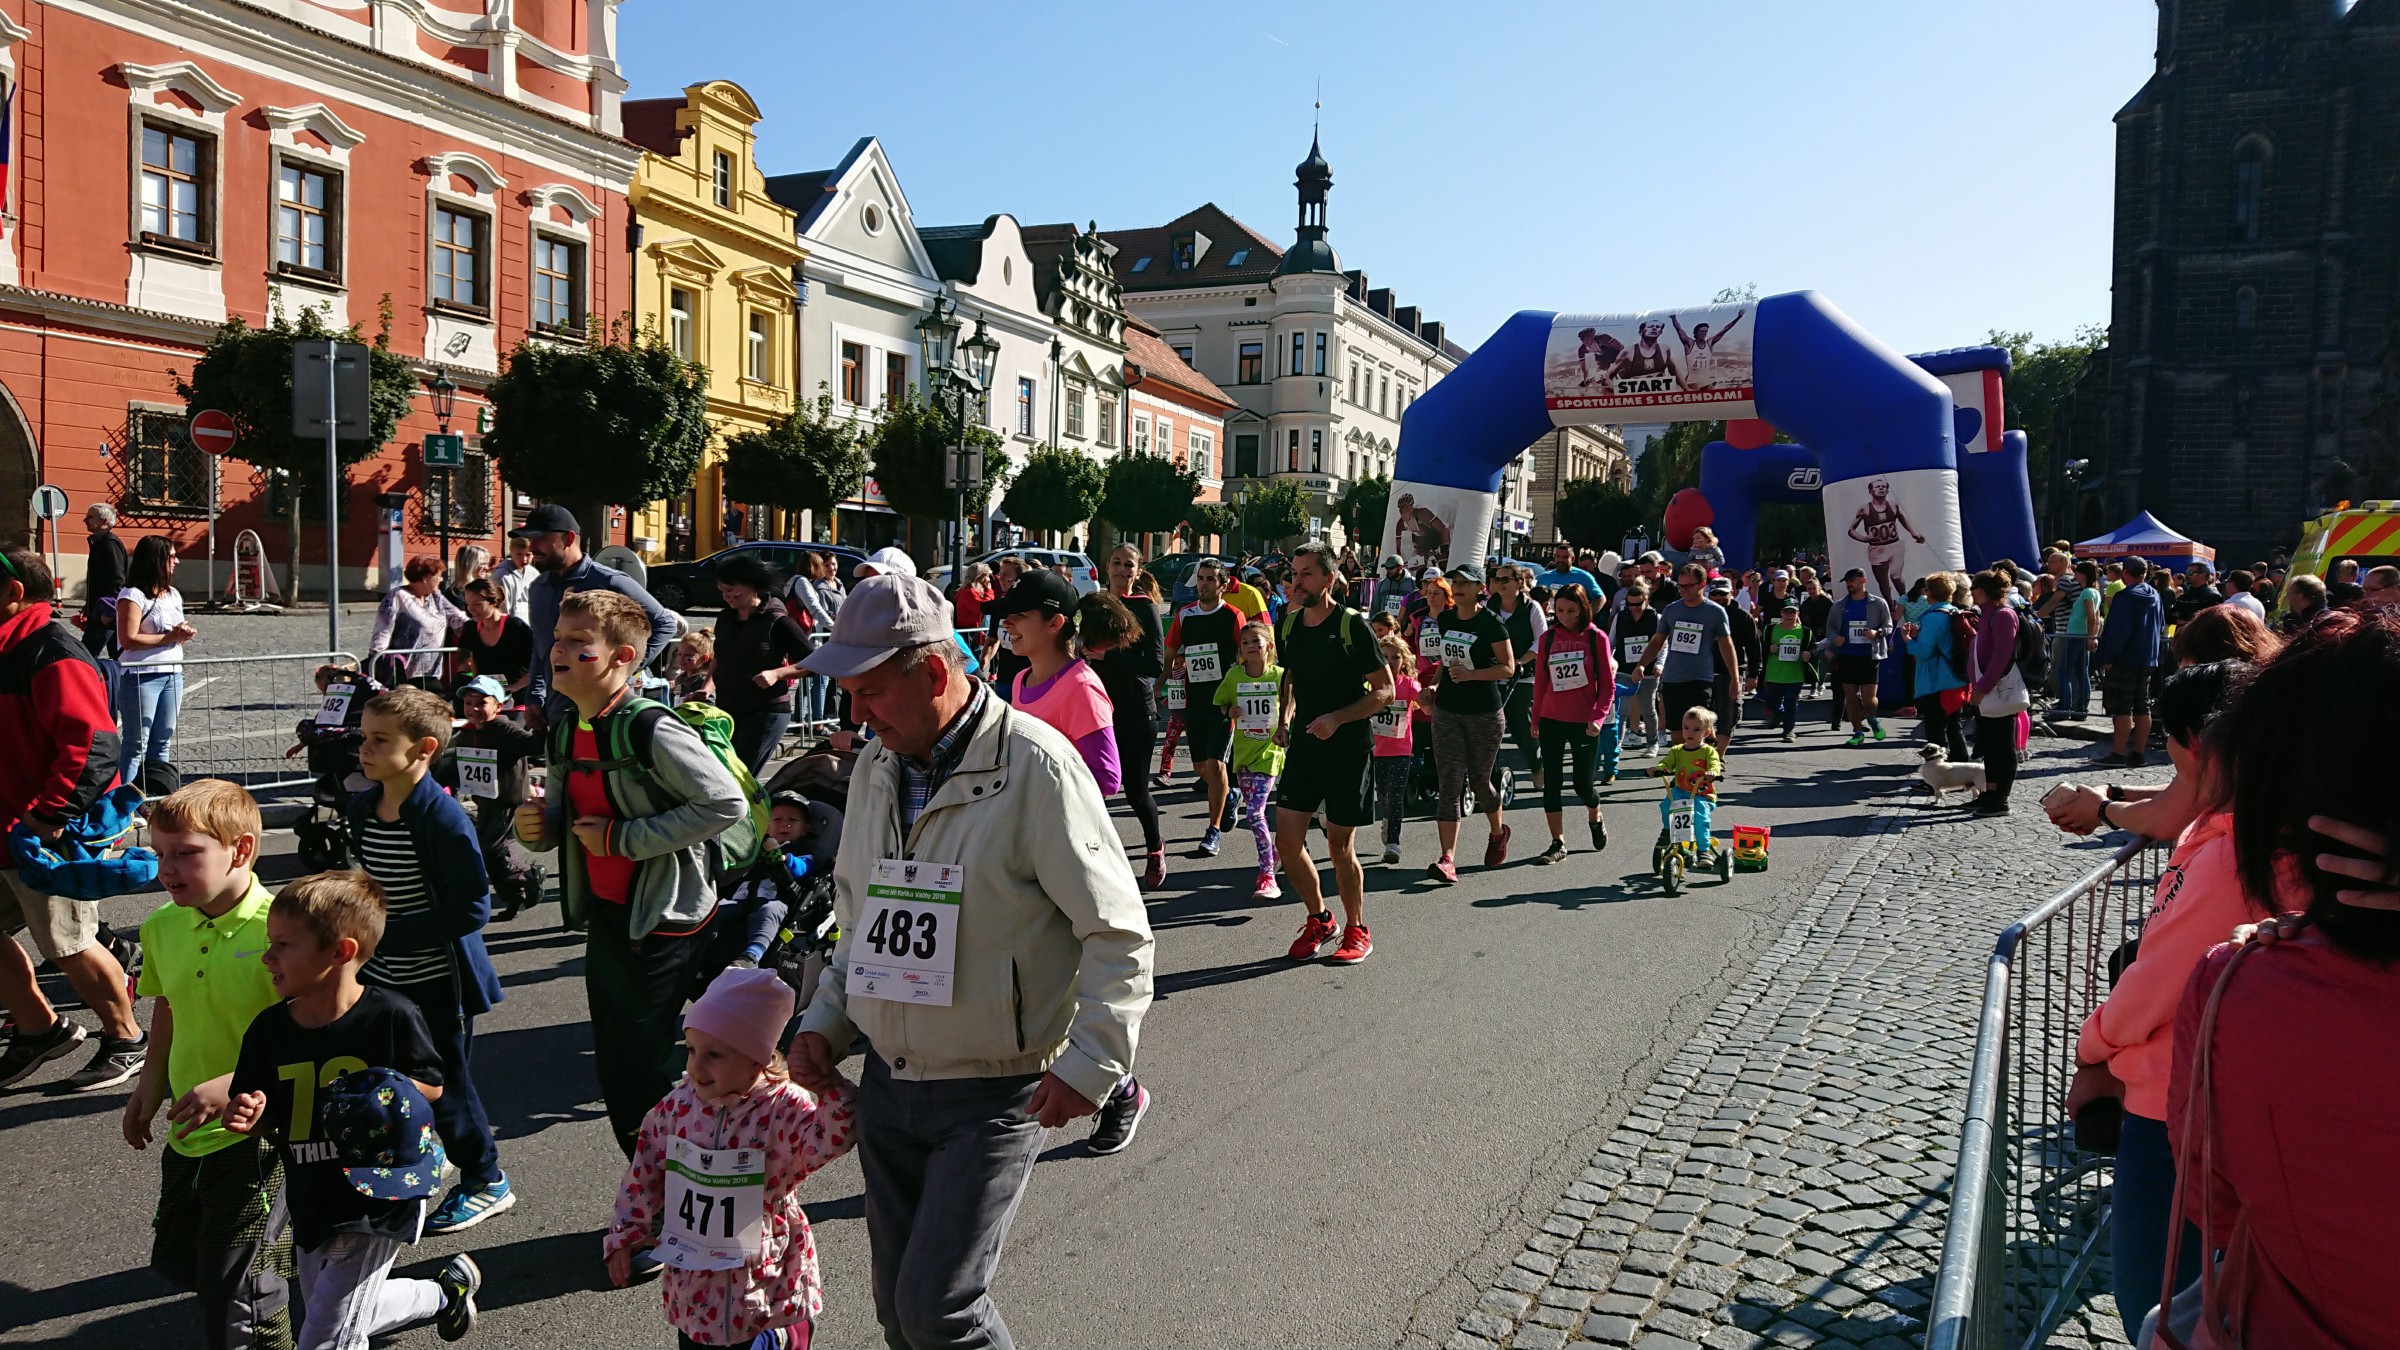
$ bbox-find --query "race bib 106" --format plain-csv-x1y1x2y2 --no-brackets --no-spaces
1777,637,1802,663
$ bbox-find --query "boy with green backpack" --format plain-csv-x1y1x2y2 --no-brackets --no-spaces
514,591,751,1196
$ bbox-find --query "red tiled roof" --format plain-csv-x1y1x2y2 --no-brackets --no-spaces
1125,325,1236,413
619,98,691,158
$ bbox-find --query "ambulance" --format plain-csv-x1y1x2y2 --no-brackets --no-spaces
2289,501,2400,583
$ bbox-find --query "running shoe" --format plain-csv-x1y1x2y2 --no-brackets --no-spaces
2127,751,2148,770
1328,924,1373,965
1287,911,1339,960
1589,817,1609,851
0,1018,87,1089
1781,730,1796,743
1600,771,1617,786
1198,827,1221,858
1537,840,1567,865
1253,870,1282,900
1380,845,1402,866
1845,732,1866,747
1141,851,1167,892
1087,1080,1152,1156
426,1175,516,1235
1483,824,1512,868
1871,721,1887,742
2096,752,2130,768
1429,854,1459,884
1972,794,2011,817
67,1034,147,1092
1151,772,1172,790
435,1253,481,1341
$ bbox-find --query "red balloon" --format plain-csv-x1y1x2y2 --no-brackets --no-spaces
1725,418,1776,450
1663,488,1714,551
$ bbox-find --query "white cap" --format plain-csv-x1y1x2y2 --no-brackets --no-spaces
854,546,918,580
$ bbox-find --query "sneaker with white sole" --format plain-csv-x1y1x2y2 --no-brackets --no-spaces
1087,1080,1152,1155
435,1253,481,1341
1380,845,1402,866
1198,827,1221,858
425,1174,516,1235
0,1018,87,1089
67,1035,148,1093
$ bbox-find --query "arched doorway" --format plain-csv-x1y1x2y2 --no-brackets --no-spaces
0,379,36,553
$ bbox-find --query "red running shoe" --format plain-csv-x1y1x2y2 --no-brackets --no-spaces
1141,850,1167,892
1429,854,1459,884
1329,923,1373,965
1286,911,1339,961
1483,824,1512,868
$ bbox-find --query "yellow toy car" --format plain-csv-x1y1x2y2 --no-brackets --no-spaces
1731,825,1771,873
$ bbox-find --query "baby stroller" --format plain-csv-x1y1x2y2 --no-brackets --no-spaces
292,666,381,871
1401,714,1517,819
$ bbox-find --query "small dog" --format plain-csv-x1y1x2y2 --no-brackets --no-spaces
1917,744,1988,804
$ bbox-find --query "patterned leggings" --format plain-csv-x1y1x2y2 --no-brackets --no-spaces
1374,755,1412,849
1157,712,1183,776
1236,769,1278,873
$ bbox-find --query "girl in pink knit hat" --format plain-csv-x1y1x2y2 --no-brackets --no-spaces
605,967,856,1349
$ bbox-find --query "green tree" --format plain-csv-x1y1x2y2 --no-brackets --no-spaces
1553,477,1646,551
1987,325,2105,520
1185,501,1238,548
1003,446,1108,536
720,386,868,519
1630,420,1722,525
174,304,416,602
866,392,1008,520
1334,473,1391,550
1241,479,1313,550
1097,451,1201,539
485,322,711,540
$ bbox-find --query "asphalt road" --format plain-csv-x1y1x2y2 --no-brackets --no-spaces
2,695,1932,1350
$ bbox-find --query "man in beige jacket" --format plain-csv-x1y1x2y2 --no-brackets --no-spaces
790,573,1154,1350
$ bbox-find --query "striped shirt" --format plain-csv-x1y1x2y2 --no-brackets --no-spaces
356,817,453,989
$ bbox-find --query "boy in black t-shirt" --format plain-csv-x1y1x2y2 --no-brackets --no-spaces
222,872,480,1345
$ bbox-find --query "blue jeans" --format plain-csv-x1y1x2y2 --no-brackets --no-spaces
1762,680,1802,734
1657,789,1715,854
119,666,183,772
2055,636,2093,716
2111,1111,2199,1332
1598,715,1624,778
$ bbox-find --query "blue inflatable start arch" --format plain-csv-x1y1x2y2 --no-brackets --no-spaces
1381,290,1968,612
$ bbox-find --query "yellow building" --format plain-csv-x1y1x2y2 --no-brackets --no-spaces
622,80,805,561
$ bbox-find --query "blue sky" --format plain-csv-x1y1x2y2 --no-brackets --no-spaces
617,1,2156,355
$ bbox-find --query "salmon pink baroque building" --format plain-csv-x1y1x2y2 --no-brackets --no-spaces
0,0,639,600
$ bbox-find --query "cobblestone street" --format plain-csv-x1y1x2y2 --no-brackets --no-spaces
1445,742,2172,1350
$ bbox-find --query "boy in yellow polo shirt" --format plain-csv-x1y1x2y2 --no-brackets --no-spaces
122,780,293,1350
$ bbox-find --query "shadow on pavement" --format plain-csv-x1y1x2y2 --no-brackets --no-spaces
0,1268,184,1342
403,1228,613,1311
1153,955,1310,999
472,1021,609,1144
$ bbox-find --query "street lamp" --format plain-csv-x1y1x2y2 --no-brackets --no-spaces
918,298,1000,590
427,370,459,571
915,294,960,397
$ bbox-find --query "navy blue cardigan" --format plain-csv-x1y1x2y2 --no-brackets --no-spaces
346,772,505,1016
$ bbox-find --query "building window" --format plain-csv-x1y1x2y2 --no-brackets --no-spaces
431,205,489,312
839,341,865,404
121,409,210,516
1380,375,1390,414
274,161,338,278
422,447,495,537
1310,429,1323,472
1171,238,1195,270
533,235,586,334
1227,248,1249,267
1017,377,1036,436
668,288,697,360
1289,333,1305,377
747,312,771,382
138,122,212,251
1190,430,1212,479
1314,332,1327,376
1238,342,1264,384
1066,387,1086,439
2234,285,2258,345
2232,141,2268,243
1349,362,1360,404
885,352,908,406
1234,433,1259,477
1097,396,1119,446
1173,344,1195,366
712,151,734,209
1286,429,1301,472
1132,414,1151,453
1156,416,1172,454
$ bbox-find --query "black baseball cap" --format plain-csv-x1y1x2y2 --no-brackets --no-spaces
1842,567,1867,581
997,568,1077,618
510,503,580,538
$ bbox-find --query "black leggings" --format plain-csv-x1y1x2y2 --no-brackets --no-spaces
1538,717,1599,812
1921,698,1970,760
1977,713,2019,803
1114,711,1162,852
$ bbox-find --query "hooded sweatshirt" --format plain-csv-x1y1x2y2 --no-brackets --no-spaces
0,602,121,833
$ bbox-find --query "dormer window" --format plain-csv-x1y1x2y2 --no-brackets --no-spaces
1227,249,1250,267
1131,256,1151,272
1171,230,1209,270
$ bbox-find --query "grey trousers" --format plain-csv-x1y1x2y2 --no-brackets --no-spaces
293,1233,442,1350
1432,707,1504,822
858,1054,1047,1350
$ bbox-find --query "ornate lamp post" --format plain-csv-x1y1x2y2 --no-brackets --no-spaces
917,295,999,588
428,370,458,571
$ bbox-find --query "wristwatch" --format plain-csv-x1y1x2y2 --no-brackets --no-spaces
2106,784,2127,803
2099,800,2121,832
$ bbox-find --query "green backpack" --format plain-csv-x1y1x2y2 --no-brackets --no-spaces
551,698,769,871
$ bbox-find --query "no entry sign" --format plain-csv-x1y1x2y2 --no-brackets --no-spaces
190,408,238,455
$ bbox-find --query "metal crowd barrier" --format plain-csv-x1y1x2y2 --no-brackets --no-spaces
1926,833,2173,1350
152,650,361,792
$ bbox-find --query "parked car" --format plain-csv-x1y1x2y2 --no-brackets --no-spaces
942,548,1101,597
644,541,868,612
1143,552,1215,608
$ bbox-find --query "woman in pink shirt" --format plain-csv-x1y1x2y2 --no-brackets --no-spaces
2157,609,2400,1349
996,570,1122,794
1531,584,1615,863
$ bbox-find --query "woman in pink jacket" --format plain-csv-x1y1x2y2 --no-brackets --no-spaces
2071,661,2257,1331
